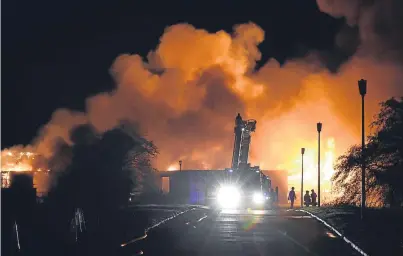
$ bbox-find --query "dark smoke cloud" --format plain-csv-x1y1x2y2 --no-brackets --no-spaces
317,0,403,62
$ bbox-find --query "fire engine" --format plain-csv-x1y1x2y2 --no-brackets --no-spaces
214,113,275,209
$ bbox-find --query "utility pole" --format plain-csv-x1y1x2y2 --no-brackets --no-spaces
317,122,322,207
301,148,305,207
358,79,367,219
179,160,182,171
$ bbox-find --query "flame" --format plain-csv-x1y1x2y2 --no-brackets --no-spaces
1,149,36,189
1,150,36,172
285,137,337,203
1,147,50,192
167,165,177,171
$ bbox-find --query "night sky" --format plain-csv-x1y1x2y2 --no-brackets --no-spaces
2,0,345,148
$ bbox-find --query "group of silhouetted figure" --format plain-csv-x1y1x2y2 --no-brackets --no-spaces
287,187,317,208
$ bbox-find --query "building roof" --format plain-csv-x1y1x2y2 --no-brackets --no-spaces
158,169,287,178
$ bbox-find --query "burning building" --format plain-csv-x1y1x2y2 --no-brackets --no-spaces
1,149,51,197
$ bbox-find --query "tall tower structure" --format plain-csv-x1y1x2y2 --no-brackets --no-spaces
231,113,244,170
231,113,257,171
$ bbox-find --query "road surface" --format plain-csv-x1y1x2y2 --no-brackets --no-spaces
124,208,360,256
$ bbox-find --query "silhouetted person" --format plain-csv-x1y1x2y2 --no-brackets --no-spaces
311,189,317,206
288,187,296,208
304,190,311,207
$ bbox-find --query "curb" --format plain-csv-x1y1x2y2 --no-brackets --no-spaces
296,209,369,256
121,207,197,247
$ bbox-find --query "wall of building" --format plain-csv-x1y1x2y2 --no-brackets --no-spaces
169,172,190,203
33,172,50,197
162,170,224,205
2,171,51,197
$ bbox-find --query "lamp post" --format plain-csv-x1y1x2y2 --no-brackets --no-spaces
358,79,367,219
301,148,305,207
179,160,182,171
317,122,322,207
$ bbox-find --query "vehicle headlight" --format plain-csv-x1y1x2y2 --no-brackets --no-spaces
253,192,265,204
216,185,241,209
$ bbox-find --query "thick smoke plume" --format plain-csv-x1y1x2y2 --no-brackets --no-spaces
317,0,403,62
4,2,403,179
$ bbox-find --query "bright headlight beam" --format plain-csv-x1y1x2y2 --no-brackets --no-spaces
253,192,264,204
216,185,241,209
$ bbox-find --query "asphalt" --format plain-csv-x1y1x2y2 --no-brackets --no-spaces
123,208,361,256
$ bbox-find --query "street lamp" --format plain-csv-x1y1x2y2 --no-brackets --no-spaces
301,148,305,207
317,122,322,207
358,79,367,219
179,160,182,171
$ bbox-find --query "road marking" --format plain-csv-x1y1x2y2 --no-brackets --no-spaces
197,215,208,222
277,230,319,256
286,216,313,219
296,209,369,256
15,221,21,251
121,207,197,247
121,233,148,247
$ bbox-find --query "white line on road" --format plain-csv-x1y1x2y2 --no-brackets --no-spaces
296,209,369,256
121,207,197,247
121,233,148,247
197,215,208,222
15,221,21,251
